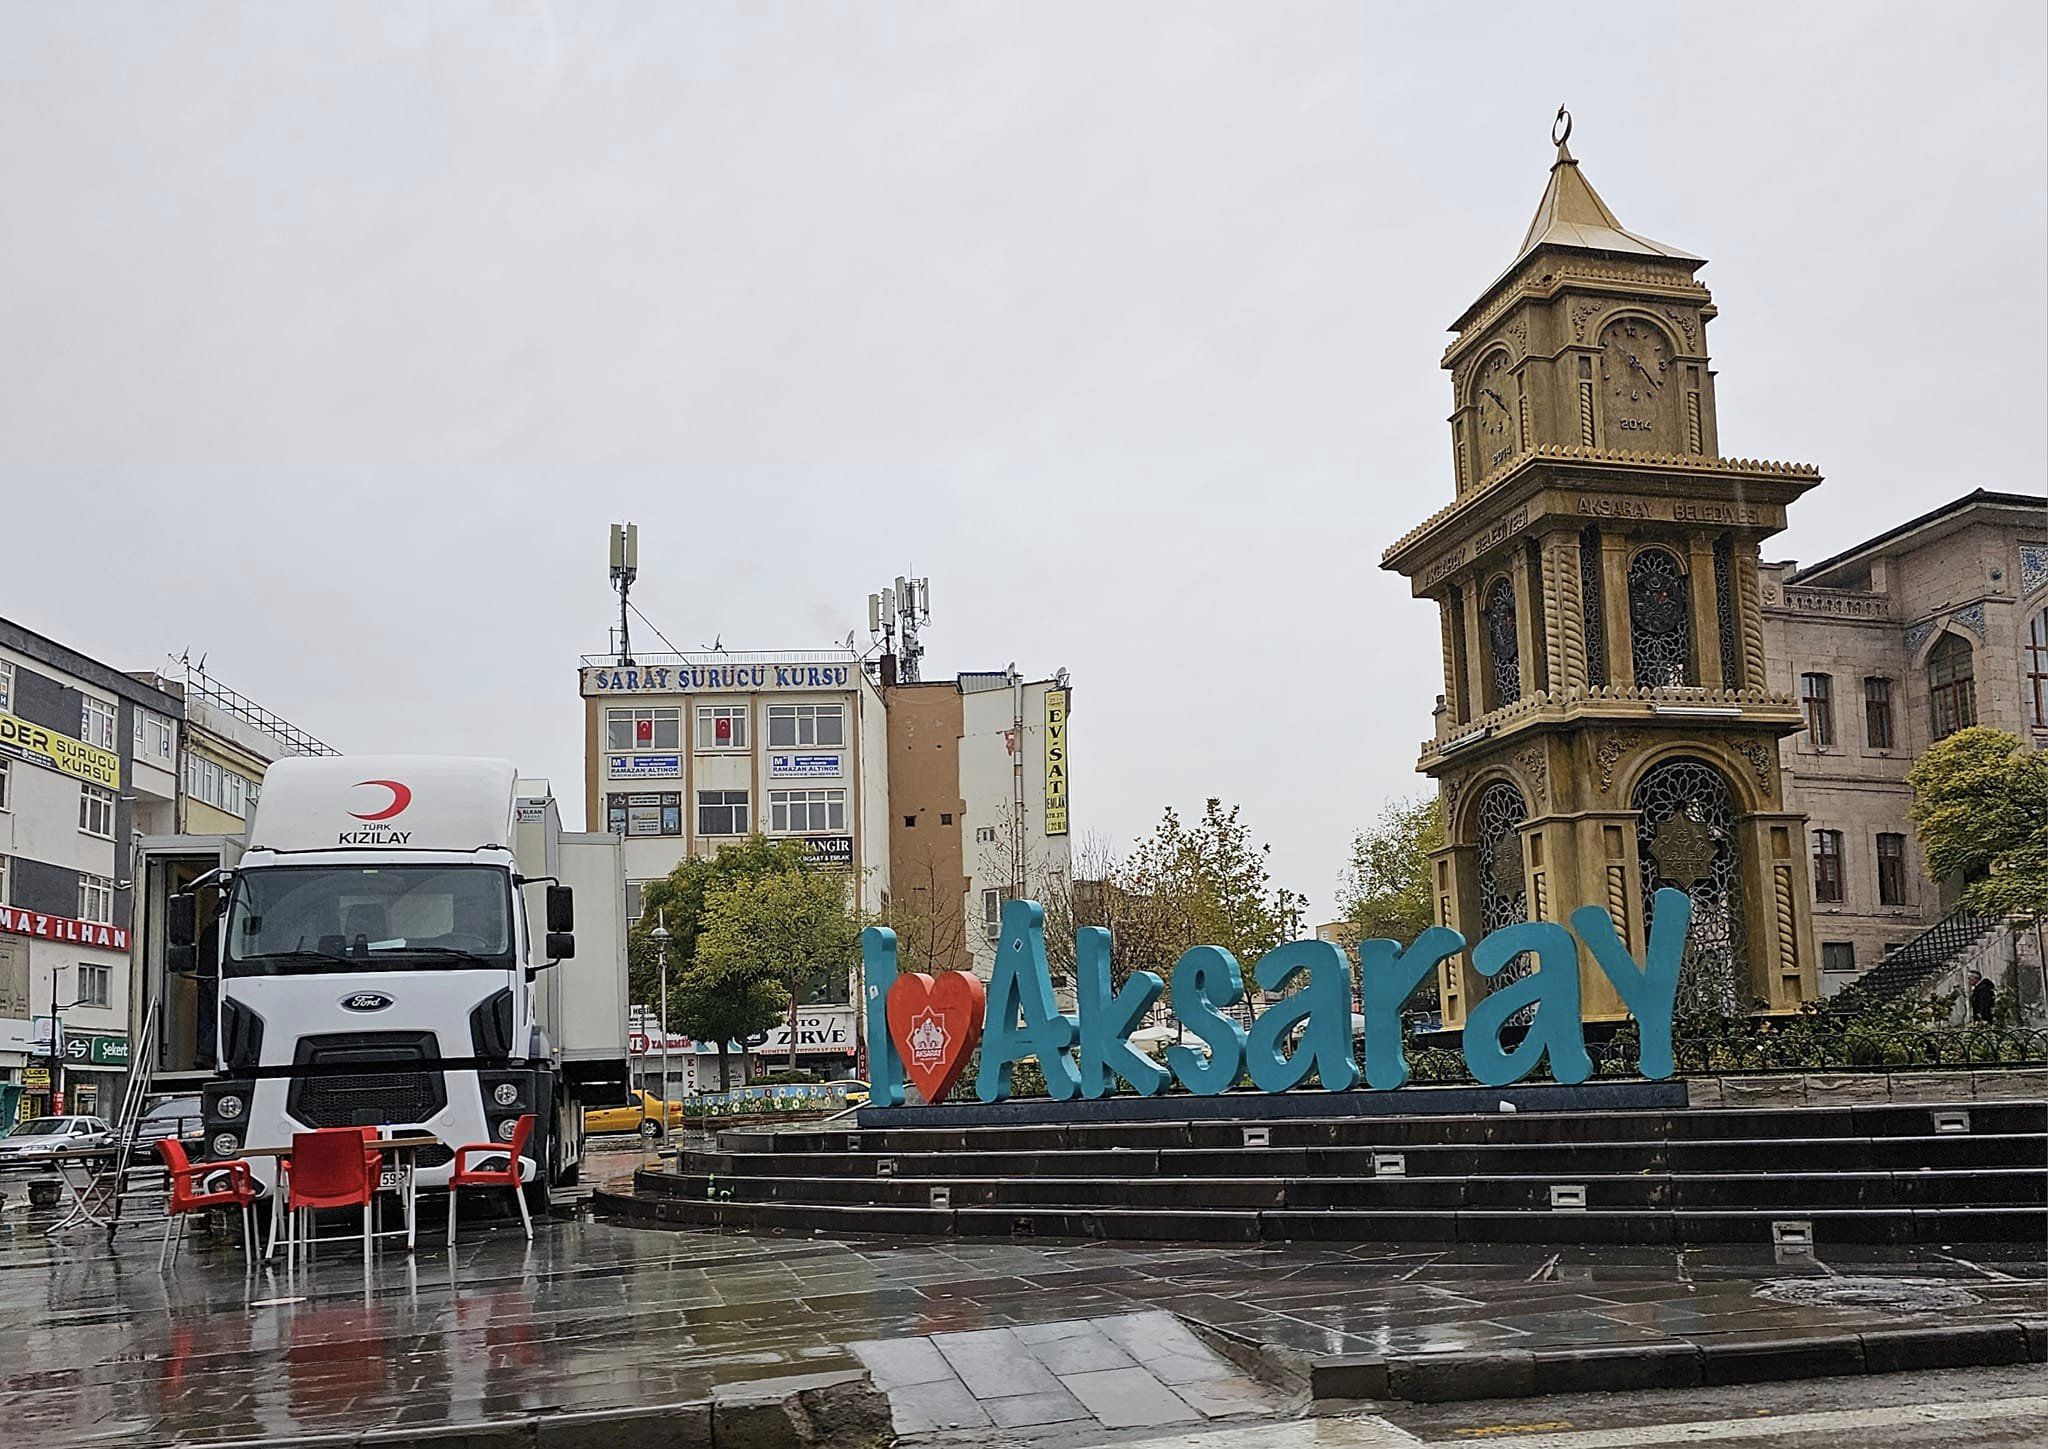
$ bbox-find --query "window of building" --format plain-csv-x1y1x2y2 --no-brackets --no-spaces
605,706,680,752
1864,676,1895,750
981,887,1018,941
134,709,175,763
1628,548,1692,688
183,755,255,818
0,757,9,813
79,695,116,750
2027,608,2048,730
696,789,750,836
904,814,916,828
78,874,114,925
695,704,749,751
0,660,11,711
1812,829,1845,904
767,703,845,749
79,784,116,839
975,826,996,844
940,812,953,826
606,792,682,838
769,788,845,834
625,880,649,924
1927,633,1977,740
1820,941,1856,973
1800,673,1833,748
1484,576,1520,708
1876,832,1907,907
0,854,9,905
76,962,111,1008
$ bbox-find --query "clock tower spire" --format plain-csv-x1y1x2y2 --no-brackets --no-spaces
1382,112,1822,1030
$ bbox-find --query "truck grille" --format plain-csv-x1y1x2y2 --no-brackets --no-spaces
287,1033,448,1129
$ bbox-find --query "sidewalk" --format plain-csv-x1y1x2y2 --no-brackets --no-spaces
0,1177,2040,1446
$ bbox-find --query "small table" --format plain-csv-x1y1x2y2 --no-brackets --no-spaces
242,1133,442,1258
26,1144,124,1235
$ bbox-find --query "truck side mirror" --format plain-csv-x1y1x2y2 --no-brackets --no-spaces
167,892,196,949
546,884,574,934
546,931,576,961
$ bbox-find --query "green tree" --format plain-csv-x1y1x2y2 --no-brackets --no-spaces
1908,726,2048,917
1094,799,1301,991
628,836,811,1033
1338,794,1444,943
693,868,863,1072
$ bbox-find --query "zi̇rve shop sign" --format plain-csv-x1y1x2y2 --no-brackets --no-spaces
862,891,1697,1107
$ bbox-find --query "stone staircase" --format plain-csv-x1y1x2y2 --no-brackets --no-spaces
1828,905,2005,1011
596,1094,2047,1249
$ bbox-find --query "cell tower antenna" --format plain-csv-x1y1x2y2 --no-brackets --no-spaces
865,572,933,683
608,522,639,665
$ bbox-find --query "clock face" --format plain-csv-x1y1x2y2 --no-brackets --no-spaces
1599,319,1671,428
1473,353,1516,460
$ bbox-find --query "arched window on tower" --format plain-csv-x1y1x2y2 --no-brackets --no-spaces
1928,633,1977,740
1628,548,1691,688
1485,577,1520,708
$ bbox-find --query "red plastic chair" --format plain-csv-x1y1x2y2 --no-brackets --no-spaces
281,1129,383,1265
156,1138,257,1272
448,1114,535,1246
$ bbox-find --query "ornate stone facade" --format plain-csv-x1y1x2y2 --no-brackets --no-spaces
1382,122,1821,1026
1761,490,2048,988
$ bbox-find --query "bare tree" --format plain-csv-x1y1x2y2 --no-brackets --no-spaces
877,843,972,975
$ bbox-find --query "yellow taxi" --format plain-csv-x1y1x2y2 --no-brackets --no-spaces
583,1089,687,1137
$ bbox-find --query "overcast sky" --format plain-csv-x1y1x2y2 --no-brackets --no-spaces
3,2,2042,911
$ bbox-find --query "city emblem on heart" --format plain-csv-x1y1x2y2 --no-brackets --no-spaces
885,971,986,1104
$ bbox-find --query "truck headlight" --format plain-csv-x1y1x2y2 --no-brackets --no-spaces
492,1082,519,1107
216,1094,245,1120
212,1133,240,1157
496,1118,518,1141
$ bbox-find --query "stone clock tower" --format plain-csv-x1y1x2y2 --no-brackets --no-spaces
1382,115,1821,1027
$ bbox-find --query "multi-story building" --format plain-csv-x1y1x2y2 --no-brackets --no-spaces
578,650,891,924
1762,490,2048,991
1,618,183,1120
144,664,337,836
884,668,1075,979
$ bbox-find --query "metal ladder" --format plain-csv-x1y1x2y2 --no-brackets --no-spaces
100,994,166,1237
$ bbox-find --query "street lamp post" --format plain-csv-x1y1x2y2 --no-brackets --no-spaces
650,911,672,1143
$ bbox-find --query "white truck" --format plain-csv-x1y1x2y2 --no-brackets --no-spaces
162,756,628,1201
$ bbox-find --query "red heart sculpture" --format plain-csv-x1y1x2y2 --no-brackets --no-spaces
886,970,986,1105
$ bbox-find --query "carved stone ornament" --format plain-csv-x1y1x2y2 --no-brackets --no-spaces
1596,732,1640,794
1649,810,1716,888
1515,745,1549,807
1571,300,1605,342
1441,776,1464,820
1503,319,1528,359
1734,738,1776,787
1489,830,1526,896
1659,304,1699,350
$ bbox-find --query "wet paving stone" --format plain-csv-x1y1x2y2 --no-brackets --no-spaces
1,1191,2043,1445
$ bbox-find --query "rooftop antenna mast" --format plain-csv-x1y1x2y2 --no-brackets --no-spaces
867,574,931,683
609,522,639,666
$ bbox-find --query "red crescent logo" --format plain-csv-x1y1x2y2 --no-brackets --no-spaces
349,779,412,822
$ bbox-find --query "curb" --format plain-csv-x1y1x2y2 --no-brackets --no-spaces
188,1369,889,1449
1309,1317,2046,1403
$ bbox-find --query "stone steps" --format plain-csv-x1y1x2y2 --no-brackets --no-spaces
595,1095,2048,1250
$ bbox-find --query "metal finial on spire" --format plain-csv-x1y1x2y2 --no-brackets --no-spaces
1552,104,1573,150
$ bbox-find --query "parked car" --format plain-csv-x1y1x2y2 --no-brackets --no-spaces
132,1096,203,1151
583,1090,686,1138
0,1116,114,1169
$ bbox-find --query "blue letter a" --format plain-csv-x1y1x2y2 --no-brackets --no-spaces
1461,922,1593,1087
977,898,1081,1102
1573,888,1691,1080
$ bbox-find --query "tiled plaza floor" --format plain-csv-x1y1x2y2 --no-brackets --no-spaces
0,1147,2041,1446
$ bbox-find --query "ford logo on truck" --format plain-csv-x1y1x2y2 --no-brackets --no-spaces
341,992,394,1012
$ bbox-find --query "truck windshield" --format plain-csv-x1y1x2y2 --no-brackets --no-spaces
225,865,515,974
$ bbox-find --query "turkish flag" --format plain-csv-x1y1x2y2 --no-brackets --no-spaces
716,718,731,743
636,718,653,744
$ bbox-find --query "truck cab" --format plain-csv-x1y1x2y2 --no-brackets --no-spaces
164,756,626,1199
